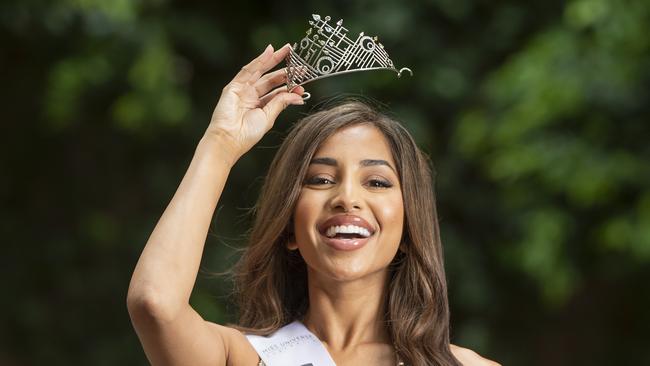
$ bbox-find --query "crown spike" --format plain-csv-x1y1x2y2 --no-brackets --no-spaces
397,68,413,78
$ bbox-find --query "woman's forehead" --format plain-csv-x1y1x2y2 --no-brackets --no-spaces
313,124,395,162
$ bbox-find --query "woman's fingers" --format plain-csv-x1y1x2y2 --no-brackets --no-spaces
254,68,288,97
257,44,292,78
262,89,304,123
255,65,310,97
259,85,304,108
233,44,292,85
232,45,273,84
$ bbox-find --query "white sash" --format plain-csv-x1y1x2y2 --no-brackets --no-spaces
246,321,337,366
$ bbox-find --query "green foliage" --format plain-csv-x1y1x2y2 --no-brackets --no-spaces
2,0,649,365
453,0,650,310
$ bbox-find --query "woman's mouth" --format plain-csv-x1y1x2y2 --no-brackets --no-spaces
317,215,376,251
319,231,373,251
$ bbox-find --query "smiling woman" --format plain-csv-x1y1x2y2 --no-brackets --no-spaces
126,44,499,366
234,105,438,364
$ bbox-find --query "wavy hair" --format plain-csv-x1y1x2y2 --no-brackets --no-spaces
232,97,460,366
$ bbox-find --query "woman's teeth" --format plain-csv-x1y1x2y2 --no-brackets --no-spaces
325,225,372,238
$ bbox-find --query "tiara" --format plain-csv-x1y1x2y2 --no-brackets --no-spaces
285,14,413,100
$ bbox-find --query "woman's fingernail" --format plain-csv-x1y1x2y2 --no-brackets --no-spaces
264,44,273,53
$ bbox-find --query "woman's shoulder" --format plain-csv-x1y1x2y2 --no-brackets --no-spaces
450,344,501,366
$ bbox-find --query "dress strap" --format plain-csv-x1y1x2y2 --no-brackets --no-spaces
246,321,337,366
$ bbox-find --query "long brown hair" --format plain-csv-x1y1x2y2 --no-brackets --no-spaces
232,97,460,366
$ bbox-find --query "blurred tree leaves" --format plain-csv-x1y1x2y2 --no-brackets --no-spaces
452,0,650,310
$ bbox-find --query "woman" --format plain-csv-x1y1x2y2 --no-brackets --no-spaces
127,43,500,366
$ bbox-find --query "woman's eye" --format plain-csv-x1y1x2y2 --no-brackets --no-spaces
368,179,393,188
305,177,335,185
304,176,393,188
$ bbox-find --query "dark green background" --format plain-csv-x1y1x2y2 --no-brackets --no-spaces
2,0,649,364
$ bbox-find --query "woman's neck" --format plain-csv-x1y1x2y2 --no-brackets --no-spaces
302,268,392,351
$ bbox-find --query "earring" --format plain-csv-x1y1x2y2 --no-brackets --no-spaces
287,239,299,251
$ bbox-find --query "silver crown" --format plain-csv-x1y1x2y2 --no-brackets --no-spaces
286,14,413,99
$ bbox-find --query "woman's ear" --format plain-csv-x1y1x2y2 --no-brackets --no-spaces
286,219,298,250
399,232,409,253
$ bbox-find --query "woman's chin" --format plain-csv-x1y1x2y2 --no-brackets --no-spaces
312,259,388,283
300,237,396,283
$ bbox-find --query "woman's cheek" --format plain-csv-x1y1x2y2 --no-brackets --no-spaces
292,191,322,241
379,195,404,228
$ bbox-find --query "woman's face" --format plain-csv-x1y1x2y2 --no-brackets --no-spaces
291,123,404,282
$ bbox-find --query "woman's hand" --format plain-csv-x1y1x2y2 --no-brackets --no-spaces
451,344,501,366
206,43,305,165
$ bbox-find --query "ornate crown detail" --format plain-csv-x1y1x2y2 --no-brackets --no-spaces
285,14,413,99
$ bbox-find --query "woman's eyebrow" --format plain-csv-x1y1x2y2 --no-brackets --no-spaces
309,157,396,174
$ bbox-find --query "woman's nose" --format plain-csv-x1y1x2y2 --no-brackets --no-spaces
329,179,362,212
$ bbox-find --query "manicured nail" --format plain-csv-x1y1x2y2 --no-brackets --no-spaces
264,44,273,53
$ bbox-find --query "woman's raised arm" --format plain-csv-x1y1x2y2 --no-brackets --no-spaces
126,43,304,366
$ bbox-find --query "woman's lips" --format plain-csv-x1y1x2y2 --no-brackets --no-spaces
319,232,372,251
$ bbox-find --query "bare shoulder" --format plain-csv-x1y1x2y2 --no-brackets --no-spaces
450,344,501,366
205,322,260,366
